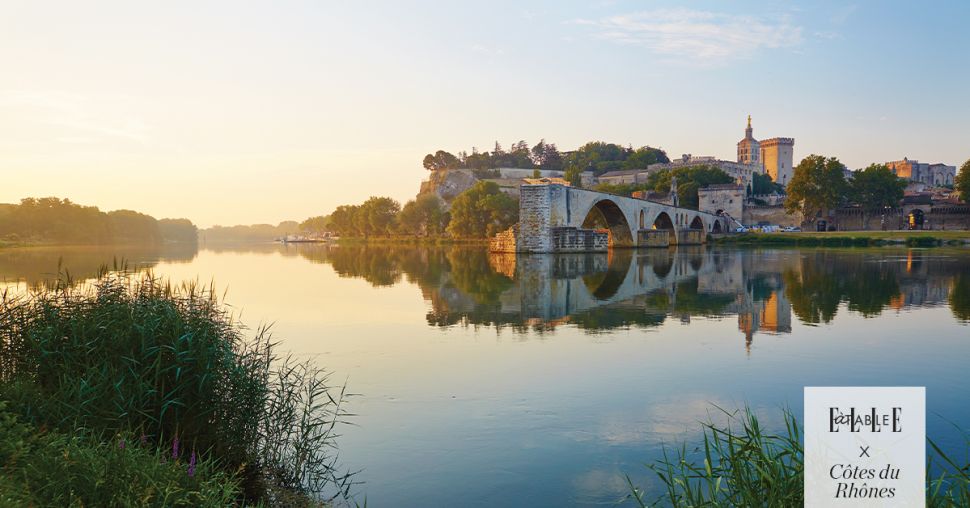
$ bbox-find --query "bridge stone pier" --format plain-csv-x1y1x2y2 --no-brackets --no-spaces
505,183,729,253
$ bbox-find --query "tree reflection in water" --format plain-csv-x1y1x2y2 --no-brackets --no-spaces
285,244,970,335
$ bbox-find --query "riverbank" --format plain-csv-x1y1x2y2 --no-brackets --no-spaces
0,273,353,505
714,230,970,247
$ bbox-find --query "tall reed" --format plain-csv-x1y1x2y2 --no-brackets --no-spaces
627,406,970,507
0,269,355,504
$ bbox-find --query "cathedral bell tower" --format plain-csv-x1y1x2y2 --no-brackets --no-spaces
737,115,760,166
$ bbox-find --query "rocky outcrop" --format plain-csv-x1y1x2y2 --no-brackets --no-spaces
418,169,479,206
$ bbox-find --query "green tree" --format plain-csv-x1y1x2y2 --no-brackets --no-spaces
446,181,518,238
956,159,970,203
328,205,360,236
849,164,906,229
622,146,669,170
646,165,734,209
785,155,849,223
158,218,198,243
422,150,460,171
397,194,447,236
751,172,784,195
298,215,331,234
357,197,400,237
530,139,564,171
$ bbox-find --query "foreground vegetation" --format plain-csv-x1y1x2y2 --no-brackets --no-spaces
0,271,354,506
628,407,970,507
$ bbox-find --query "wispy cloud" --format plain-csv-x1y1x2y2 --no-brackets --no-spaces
571,9,803,66
0,90,151,145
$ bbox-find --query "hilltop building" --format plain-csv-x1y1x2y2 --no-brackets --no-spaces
648,154,759,187
737,115,760,166
736,116,795,185
885,158,956,186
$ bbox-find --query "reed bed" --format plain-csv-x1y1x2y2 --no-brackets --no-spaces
0,269,355,506
627,406,970,507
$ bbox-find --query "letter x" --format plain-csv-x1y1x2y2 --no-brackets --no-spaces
859,446,870,458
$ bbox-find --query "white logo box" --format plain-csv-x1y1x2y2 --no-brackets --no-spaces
804,387,925,507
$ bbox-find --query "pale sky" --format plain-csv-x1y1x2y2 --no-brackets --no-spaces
2,0,968,227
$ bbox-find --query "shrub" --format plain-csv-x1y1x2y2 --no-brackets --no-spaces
0,403,240,506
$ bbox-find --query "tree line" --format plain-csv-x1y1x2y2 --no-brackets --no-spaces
313,182,518,239
0,197,197,245
422,140,670,183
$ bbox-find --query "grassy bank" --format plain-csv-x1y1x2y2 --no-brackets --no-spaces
715,230,970,247
0,272,354,506
627,407,969,507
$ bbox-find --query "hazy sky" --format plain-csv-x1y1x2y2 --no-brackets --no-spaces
3,0,968,226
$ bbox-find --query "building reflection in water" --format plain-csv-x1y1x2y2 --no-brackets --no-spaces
7,242,967,349
288,243,970,347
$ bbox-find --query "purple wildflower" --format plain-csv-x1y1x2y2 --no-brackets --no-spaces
140,434,147,445
172,436,179,459
187,451,196,477
118,438,125,449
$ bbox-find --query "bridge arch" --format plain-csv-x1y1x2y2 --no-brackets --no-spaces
712,220,723,233
689,216,705,230
582,199,634,247
652,211,674,231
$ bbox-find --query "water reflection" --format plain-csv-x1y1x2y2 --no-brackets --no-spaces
195,244,970,340
0,243,199,286
5,244,968,334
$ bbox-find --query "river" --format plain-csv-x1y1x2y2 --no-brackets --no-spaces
2,243,969,507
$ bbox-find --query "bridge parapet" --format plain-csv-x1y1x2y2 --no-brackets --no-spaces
496,183,728,253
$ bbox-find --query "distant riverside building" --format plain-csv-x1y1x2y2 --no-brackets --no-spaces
735,116,795,186
885,158,956,186
648,154,758,187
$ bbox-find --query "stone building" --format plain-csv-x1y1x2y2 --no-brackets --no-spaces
760,138,795,186
698,183,745,219
737,115,760,165
597,169,653,185
648,154,759,187
885,158,956,186
735,116,795,186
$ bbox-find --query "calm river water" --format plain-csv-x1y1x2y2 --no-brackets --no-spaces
2,243,969,507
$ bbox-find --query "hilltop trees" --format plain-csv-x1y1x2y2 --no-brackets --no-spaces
446,182,518,238
423,140,667,186
646,165,734,210
956,159,970,202
849,164,906,229
785,155,849,222
563,143,669,185
422,150,461,171
751,172,784,195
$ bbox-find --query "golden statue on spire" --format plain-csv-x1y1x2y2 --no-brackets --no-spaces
747,115,751,128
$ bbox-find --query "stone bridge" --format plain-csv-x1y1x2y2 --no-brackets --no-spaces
501,183,730,253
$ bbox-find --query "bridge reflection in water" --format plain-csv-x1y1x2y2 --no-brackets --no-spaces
271,243,968,347
485,248,793,347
